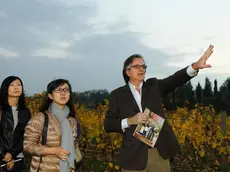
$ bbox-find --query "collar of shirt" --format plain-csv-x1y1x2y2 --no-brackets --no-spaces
11,106,17,111
128,81,143,112
128,81,143,91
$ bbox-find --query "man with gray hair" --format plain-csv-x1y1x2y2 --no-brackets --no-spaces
104,45,214,171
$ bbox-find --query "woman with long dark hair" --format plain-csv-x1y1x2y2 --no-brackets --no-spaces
24,79,81,172
0,76,31,172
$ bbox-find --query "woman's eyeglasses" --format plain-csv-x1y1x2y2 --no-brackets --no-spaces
54,88,70,93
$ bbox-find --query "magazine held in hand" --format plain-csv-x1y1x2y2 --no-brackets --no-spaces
133,108,165,147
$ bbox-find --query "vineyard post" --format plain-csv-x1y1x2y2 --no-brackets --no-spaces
220,111,228,172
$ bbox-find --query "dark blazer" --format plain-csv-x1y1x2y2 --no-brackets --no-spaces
104,66,197,170
0,107,31,159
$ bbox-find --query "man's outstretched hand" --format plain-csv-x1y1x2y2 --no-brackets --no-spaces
192,44,214,70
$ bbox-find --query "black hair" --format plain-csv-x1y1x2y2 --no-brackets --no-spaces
39,79,76,118
0,76,26,110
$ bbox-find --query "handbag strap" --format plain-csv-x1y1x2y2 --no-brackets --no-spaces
0,107,2,128
0,106,2,121
41,112,49,145
37,112,49,172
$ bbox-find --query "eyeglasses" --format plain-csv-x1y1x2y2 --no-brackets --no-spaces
54,87,70,93
127,64,147,70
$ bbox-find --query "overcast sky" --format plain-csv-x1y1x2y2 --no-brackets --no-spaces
0,0,229,95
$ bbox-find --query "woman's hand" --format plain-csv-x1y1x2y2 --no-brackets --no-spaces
3,152,12,162
47,147,70,161
6,159,15,171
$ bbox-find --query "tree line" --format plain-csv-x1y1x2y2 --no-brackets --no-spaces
72,77,230,114
162,77,230,113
